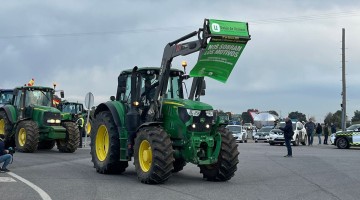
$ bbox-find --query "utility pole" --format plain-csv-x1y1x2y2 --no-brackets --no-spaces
341,28,346,131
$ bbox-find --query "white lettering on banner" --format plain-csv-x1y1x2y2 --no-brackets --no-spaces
204,44,242,58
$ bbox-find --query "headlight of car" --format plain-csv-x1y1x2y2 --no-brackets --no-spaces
187,109,201,117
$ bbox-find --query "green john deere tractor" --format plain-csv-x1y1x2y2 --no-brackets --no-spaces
58,101,90,137
0,86,80,152
90,19,251,184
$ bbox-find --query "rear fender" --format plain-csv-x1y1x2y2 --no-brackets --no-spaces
0,105,17,124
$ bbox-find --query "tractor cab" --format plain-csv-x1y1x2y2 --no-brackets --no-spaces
58,101,85,115
116,67,187,123
0,89,13,107
12,86,58,120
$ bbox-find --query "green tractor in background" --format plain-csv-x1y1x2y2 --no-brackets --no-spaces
57,101,91,138
0,86,80,152
90,19,251,184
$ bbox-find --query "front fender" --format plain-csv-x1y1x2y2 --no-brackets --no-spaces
94,101,126,128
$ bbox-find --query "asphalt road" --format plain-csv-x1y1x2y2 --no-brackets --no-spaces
1,137,359,200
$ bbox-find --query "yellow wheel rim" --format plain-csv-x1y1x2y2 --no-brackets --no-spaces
86,122,91,136
0,119,5,135
18,128,26,147
139,140,152,172
95,125,109,161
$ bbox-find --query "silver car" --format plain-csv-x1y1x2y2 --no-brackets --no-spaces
226,125,248,143
254,126,272,143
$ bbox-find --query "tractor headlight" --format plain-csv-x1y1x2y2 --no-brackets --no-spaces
47,119,55,123
187,109,201,117
205,110,213,117
47,119,61,124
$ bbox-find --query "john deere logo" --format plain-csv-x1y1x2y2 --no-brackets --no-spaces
200,118,205,123
212,23,220,33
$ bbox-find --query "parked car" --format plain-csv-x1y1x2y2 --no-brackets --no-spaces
254,126,272,143
268,121,307,146
226,125,248,143
331,124,360,149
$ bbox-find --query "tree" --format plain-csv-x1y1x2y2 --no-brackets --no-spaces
324,112,333,125
351,110,360,123
288,111,306,122
331,110,342,129
241,112,253,124
268,110,279,116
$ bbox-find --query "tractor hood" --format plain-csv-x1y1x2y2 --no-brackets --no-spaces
163,99,213,110
33,105,61,113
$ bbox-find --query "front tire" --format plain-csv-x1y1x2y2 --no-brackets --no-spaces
336,137,350,149
56,122,80,153
134,126,174,184
90,111,128,174
294,135,299,146
199,126,239,181
0,111,14,148
301,134,307,145
15,120,39,153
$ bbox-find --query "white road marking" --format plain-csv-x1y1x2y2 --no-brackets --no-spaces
0,177,16,182
8,172,52,200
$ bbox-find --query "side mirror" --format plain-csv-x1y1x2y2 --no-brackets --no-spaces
60,91,64,98
110,96,115,101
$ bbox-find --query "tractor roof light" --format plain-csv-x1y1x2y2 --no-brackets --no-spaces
181,61,187,68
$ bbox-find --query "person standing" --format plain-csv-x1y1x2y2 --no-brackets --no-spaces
305,118,316,146
316,123,322,144
323,123,329,145
0,134,12,172
279,117,293,157
331,123,337,135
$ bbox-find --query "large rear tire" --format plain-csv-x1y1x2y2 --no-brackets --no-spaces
0,111,14,148
134,126,174,184
15,120,39,153
199,126,239,181
56,122,80,153
90,111,128,174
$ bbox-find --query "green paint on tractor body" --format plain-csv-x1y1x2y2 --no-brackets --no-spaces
161,98,220,164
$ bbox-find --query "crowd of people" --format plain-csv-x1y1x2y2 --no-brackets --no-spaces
304,118,337,146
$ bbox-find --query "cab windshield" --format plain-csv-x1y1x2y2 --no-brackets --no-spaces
25,90,52,107
61,104,83,114
0,92,13,104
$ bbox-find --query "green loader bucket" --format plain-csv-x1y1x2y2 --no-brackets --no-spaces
190,19,251,83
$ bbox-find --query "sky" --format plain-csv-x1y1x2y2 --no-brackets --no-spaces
1,0,360,123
